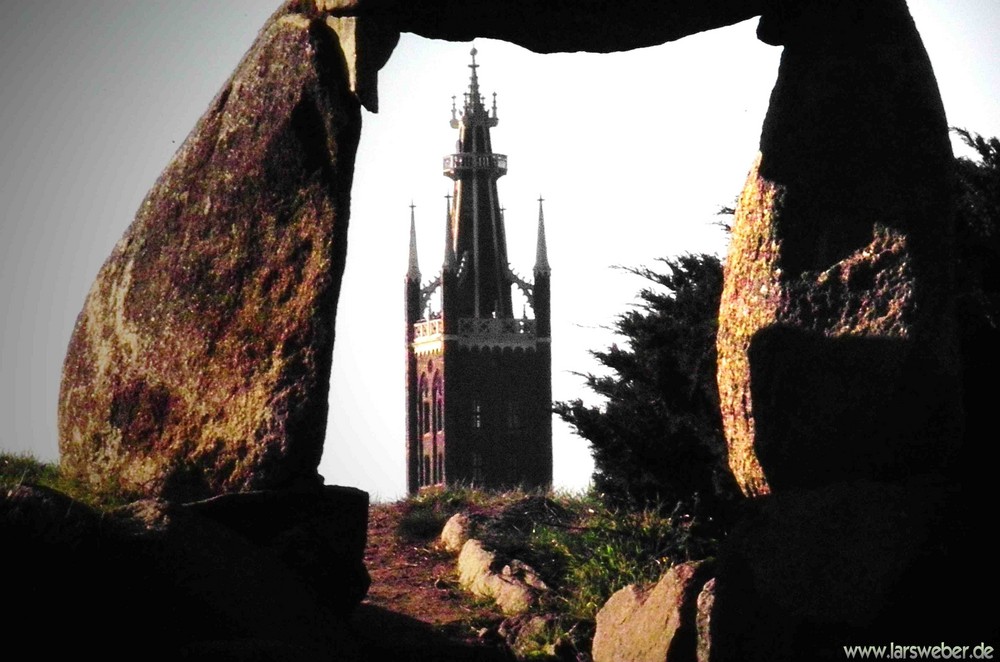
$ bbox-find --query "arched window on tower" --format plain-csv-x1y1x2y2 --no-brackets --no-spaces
419,375,429,435
422,360,435,436
433,373,444,433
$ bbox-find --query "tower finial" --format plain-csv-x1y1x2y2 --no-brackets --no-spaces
467,46,481,111
535,195,550,274
407,202,421,281
443,193,456,271
451,46,498,128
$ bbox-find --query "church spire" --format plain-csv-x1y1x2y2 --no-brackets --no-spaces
444,48,510,319
535,196,550,275
443,193,456,271
407,202,420,281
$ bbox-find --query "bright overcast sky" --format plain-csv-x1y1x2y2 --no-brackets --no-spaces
1,1,997,502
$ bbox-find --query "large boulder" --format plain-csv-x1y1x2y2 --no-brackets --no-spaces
181,485,371,617
1,483,366,659
592,561,713,662
702,479,967,661
58,5,363,500
716,0,961,496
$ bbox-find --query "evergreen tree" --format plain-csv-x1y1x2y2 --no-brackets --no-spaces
554,254,737,515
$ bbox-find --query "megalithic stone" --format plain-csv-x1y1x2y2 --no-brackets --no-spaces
58,5,368,500
716,0,962,496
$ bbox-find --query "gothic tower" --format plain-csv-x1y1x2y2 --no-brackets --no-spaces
404,48,552,494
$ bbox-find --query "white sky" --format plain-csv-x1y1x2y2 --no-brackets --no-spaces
1,2,997,502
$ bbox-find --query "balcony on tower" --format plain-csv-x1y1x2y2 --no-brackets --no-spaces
443,152,508,179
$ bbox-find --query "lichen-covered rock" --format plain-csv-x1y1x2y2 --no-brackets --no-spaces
440,512,473,553
695,578,715,662
717,0,961,496
457,538,545,615
592,561,713,662
59,6,363,499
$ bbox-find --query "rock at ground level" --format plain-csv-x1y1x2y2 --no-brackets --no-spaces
499,614,560,659
592,561,714,662
2,483,368,659
440,512,473,553
702,479,995,661
58,2,362,501
457,538,546,615
181,485,371,616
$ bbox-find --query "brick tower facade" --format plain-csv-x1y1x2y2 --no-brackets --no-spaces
404,48,552,494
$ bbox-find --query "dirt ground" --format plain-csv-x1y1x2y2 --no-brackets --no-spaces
348,502,514,661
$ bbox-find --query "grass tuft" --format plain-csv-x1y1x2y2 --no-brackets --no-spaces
1,452,136,510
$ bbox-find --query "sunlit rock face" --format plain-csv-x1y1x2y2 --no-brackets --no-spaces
717,0,962,497
58,7,362,500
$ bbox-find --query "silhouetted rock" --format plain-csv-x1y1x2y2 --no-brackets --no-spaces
182,485,371,616
592,561,713,662
704,479,955,662
58,4,363,500
1,484,365,659
716,0,961,496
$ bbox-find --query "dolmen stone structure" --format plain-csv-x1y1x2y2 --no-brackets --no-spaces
304,0,983,659
37,0,992,658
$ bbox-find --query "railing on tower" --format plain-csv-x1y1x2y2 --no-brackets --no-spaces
457,318,536,336
413,317,444,339
443,153,507,177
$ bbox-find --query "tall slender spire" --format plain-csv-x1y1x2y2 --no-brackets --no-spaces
407,202,421,281
535,195,550,274
443,193,456,271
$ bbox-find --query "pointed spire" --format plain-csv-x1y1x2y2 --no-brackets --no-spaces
467,46,481,111
407,202,421,281
535,195,550,274
443,193,457,271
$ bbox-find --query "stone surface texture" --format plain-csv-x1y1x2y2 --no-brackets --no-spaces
59,4,362,500
695,578,715,662
440,511,473,553
592,561,713,662
716,0,960,496
457,538,545,615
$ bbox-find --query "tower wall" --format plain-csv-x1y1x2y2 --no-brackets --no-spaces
443,342,551,489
